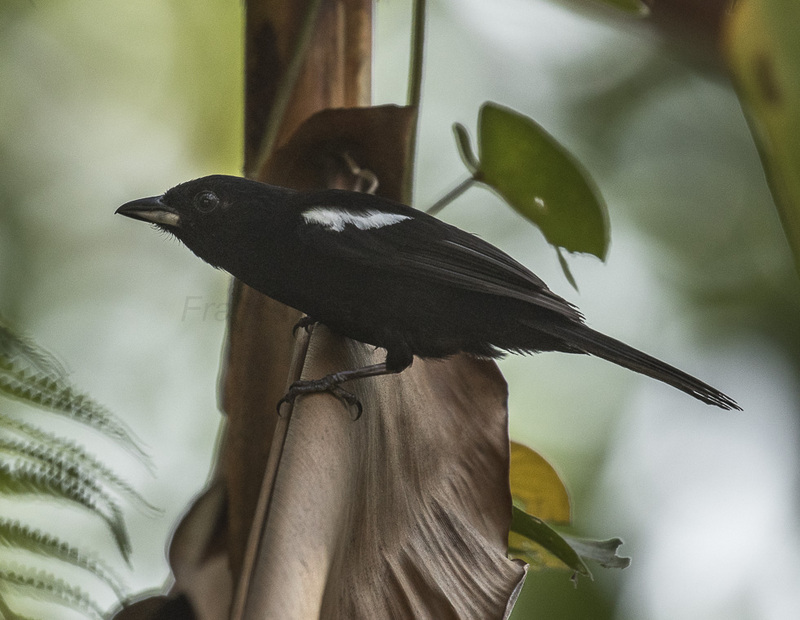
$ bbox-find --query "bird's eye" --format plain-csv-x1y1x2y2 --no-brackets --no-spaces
194,190,219,213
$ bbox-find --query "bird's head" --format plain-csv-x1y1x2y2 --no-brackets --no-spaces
116,175,293,266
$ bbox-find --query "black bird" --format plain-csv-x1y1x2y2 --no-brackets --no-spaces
117,175,739,412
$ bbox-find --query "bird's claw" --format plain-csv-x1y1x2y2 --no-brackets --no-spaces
276,379,363,420
330,385,363,420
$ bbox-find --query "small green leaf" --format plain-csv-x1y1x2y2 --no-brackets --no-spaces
476,102,609,259
509,505,590,577
556,247,579,291
452,123,479,174
562,535,631,570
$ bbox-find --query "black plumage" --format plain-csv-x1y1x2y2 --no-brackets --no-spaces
117,174,739,412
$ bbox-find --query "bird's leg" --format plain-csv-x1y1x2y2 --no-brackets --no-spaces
278,350,412,419
278,362,394,419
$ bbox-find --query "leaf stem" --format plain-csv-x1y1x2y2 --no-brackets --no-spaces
407,0,426,110
425,176,476,216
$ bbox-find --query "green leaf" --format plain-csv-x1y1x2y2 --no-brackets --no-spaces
476,102,609,259
452,123,479,174
562,535,631,570
509,506,630,577
724,0,800,276
509,505,590,577
556,247,579,291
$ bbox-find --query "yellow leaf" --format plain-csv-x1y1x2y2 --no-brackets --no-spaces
508,441,573,569
509,440,570,524
723,0,800,274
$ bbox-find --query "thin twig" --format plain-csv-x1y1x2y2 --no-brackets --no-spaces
229,325,312,620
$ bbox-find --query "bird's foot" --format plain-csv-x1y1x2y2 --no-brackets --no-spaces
277,376,363,420
276,362,393,419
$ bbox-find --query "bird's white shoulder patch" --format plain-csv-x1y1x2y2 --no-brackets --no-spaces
302,207,411,232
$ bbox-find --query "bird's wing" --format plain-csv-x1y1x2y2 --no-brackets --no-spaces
295,201,582,320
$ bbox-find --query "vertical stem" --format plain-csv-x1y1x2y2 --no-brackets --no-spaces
402,0,426,204
406,0,426,110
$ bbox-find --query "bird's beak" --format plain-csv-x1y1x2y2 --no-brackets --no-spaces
116,195,181,228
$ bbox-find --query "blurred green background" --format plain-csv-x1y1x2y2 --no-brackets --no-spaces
2,0,799,618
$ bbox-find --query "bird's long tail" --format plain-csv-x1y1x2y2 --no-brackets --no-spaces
532,320,740,410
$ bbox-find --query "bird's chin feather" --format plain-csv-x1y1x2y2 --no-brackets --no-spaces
154,224,181,241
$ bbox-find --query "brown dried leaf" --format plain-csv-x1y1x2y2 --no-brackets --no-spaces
111,594,195,619
237,327,525,620
266,105,416,197
168,479,232,619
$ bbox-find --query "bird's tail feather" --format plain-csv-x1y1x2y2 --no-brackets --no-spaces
530,321,740,410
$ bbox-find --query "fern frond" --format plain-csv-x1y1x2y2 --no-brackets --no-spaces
0,519,126,600
0,425,158,515
0,593,40,620
0,462,131,563
0,319,68,381
0,567,105,620
0,317,147,617
0,359,146,462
